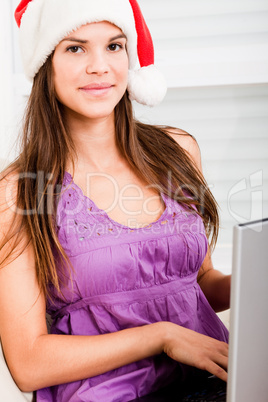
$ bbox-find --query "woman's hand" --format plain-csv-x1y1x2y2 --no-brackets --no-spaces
161,322,228,382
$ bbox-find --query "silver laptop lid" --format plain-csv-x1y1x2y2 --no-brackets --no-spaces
227,218,268,402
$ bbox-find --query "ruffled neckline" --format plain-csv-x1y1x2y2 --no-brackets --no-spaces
62,171,170,231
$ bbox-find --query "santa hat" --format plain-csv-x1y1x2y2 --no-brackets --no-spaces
14,0,167,107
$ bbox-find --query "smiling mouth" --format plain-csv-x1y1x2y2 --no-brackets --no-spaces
79,85,114,96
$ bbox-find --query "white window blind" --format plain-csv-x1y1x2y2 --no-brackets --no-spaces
138,0,268,87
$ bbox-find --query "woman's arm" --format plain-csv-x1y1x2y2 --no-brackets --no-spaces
0,246,161,391
197,248,231,312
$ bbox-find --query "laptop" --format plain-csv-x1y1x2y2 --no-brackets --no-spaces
227,217,268,402
134,218,268,401
181,218,268,402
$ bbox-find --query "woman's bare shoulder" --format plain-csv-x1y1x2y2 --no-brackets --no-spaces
0,168,20,223
164,127,202,172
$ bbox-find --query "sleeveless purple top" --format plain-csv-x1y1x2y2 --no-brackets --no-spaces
37,172,228,401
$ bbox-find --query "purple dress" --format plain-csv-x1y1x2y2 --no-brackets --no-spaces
37,172,228,401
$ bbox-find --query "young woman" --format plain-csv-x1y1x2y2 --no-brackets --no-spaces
0,0,230,400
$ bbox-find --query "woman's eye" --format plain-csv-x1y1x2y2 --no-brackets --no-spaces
67,46,83,53
108,43,123,52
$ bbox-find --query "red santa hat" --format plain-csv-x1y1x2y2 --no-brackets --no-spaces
14,0,167,107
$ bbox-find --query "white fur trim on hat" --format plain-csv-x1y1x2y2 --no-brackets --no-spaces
19,0,137,79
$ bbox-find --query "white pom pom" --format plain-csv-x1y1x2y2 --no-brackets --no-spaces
127,65,167,107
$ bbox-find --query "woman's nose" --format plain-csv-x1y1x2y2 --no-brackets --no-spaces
86,51,109,75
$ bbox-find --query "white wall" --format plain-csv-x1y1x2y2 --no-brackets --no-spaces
1,0,268,273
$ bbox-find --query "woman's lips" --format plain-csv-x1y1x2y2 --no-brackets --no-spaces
79,83,113,97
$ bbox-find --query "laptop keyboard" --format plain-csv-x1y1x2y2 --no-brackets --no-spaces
131,372,227,401
181,375,227,401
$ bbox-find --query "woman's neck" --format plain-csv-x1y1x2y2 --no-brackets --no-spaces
66,113,123,173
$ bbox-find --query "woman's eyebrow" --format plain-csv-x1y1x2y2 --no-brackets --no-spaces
61,33,127,44
109,34,127,41
61,38,88,44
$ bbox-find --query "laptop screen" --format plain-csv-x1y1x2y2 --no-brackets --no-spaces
227,218,268,402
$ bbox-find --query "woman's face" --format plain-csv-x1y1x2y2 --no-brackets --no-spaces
52,21,129,124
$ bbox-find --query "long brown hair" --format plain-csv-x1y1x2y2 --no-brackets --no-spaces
0,54,219,300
